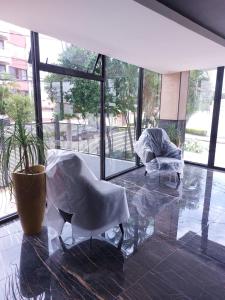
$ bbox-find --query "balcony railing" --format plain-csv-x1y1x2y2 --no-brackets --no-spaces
42,121,136,161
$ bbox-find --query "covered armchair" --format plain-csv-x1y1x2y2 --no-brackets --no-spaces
135,128,184,180
45,149,130,238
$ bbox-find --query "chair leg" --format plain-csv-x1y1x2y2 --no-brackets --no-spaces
119,223,124,235
59,236,67,252
144,170,147,176
177,172,181,182
117,235,124,250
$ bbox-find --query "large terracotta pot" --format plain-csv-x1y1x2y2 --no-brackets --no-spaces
12,165,46,235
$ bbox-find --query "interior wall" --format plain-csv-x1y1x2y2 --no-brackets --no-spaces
160,72,180,120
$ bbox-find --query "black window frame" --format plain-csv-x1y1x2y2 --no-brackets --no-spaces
3,30,225,226
184,66,225,171
30,31,144,182
27,34,225,175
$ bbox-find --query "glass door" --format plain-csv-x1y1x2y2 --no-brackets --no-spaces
184,69,217,165
105,58,139,177
215,77,225,168
39,33,101,178
40,72,101,178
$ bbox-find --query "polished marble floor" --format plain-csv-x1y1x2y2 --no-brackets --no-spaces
1,165,225,299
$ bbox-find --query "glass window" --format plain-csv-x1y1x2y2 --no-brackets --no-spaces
40,71,101,178
142,69,161,129
215,76,225,168
19,69,27,80
23,69,27,80
39,34,101,75
0,20,34,219
8,67,27,80
8,66,16,78
184,69,216,164
105,58,139,177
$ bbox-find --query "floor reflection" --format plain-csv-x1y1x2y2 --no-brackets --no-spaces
1,165,225,299
108,166,222,256
47,239,124,299
4,228,50,299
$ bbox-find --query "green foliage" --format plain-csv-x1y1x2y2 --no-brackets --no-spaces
0,85,9,115
0,81,16,115
58,47,98,73
44,47,161,157
106,149,134,161
44,74,64,103
142,70,161,128
185,128,207,136
64,78,100,120
2,123,45,173
184,140,204,153
1,95,45,177
44,46,100,121
0,73,22,115
164,124,181,146
5,94,34,123
105,58,139,115
45,52,139,121
104,58,139,154
63,113,74,119
186,70,212,121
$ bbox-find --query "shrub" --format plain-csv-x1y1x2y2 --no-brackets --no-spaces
164,124,181,147
185,128,207,136
184,140,204,153
5,94,34,123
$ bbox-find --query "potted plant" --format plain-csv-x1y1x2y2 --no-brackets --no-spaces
1,94,46,235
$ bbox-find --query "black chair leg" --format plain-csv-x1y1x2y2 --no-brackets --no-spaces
119,223,124,236
177,172,181,181
117,235,124,250
59,236,67,252
144,170,147,176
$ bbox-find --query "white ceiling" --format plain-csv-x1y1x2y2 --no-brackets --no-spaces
1,0,225,74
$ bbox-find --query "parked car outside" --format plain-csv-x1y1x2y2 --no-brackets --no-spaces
62,125,98,141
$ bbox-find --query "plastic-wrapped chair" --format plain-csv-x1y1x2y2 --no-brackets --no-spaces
45,149,130,239
135,128,184,180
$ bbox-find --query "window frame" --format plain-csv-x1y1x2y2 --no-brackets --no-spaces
0,39,4,49
0,64,6,73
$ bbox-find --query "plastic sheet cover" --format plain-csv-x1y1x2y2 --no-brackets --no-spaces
46,149,130,237
135,128,184,174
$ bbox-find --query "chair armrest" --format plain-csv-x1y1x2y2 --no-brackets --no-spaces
177,148,182,160
143,148,155,163
134,141,155,163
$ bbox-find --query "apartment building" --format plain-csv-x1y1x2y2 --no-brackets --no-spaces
0,20,31,95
